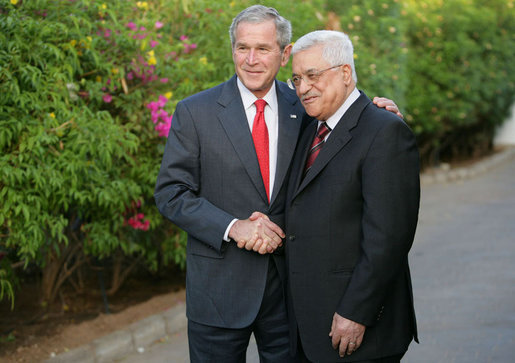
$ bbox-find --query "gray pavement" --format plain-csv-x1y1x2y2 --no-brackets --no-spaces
47,148,515,363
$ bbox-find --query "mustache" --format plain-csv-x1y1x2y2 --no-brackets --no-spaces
300,92,320,102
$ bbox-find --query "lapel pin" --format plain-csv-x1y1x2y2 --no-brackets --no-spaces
290,114,297,119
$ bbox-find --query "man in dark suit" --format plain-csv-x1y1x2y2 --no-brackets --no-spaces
155,6,402,362
285,30,420,362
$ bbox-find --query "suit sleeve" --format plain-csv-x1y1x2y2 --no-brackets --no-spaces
154,101,235,253
336,116,420,326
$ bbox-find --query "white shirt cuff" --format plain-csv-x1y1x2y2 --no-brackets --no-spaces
223,219,238,242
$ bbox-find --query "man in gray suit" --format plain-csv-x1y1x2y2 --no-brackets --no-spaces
154,6,400,362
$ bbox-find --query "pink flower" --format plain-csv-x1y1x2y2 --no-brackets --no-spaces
158,109,168,120
126,22,137,31
150,40,159,48
184,43,198,54
155,21,164,29
147,101,159,112
155,122,171,137
142,220,150,231
159,78,168,83
157,95,168,107
180,35,188,41
127,71,134,80
127,212,150,231
102,93,112,103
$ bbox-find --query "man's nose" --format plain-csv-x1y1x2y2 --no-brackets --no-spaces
297,78,312,94
246,49,258,64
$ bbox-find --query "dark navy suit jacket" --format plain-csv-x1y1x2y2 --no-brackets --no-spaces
155,75,308,328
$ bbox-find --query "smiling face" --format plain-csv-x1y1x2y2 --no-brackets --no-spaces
232,20,291,98
292,44,354,121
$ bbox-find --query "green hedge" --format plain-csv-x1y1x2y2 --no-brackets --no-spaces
327,0,515,165
0,0,324,306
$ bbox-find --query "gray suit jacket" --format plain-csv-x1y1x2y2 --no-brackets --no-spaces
155,75,308,328
286,92,420,361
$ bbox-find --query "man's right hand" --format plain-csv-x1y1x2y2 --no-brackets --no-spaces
229,212,285,254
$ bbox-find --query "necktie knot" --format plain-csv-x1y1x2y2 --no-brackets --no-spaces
255,99,267,113
316,122,331,140
304,122,332,176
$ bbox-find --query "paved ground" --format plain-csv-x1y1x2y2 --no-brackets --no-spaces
49,150,515,363
403,155,515,363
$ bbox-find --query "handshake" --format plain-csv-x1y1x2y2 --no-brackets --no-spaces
228,212,285,254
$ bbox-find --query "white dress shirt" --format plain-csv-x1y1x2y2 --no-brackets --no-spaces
321,87,360,139
224,78,280,241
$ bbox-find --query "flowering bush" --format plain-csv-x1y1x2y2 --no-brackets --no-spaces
0,0,201,304
0,0,325,306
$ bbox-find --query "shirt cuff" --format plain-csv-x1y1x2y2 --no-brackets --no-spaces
223,219,238,242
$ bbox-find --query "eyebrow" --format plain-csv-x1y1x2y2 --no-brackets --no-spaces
292,67,318,76
235,41,274,48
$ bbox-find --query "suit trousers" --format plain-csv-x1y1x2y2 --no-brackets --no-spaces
188,256,294,363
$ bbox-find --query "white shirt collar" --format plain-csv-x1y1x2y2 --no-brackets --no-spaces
236,77,278,114
324,87,360,131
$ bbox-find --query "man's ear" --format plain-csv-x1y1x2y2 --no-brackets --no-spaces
343,64,353,84
281,43,293,66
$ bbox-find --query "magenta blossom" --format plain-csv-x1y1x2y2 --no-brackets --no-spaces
155,116,172,137
146,95,173,137
150,40,159,48
155,21,164,29
126,22,137,31
183,43,197,54
158,95,167,107
102,93,112,103
128,214,150,231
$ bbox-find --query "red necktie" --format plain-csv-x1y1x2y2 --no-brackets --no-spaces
252,99,270,201
304,122,331,175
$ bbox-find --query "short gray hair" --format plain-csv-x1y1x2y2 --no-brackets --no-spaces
229,5,292,51
292,30,358,83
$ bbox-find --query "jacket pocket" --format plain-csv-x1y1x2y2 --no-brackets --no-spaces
331,267,354,274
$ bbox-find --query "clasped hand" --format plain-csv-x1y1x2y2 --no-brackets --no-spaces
228,212,284,254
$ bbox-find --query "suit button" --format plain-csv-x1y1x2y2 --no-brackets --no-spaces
288,235,296,241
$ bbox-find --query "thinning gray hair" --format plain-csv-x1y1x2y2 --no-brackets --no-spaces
292,30,358,83
229,5,292,51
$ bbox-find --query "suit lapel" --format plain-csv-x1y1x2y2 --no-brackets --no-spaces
290,120,317,196
271,81,303,204
294,92,371,198
217,76,268,203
